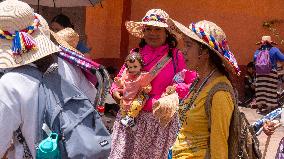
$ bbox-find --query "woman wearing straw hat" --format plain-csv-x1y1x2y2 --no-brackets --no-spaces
167,19,240,158
51,14,91,55
109,9,187,159
0,0,60,158
51,27,98,103
254,36,284,113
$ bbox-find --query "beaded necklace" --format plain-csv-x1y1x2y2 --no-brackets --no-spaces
179,68,217,125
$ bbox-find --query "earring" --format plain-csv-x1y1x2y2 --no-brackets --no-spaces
195,66,199,72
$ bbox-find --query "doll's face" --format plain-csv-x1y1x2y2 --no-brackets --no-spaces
126,60,142,75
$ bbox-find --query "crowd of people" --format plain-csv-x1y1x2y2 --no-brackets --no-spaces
0,0,284,159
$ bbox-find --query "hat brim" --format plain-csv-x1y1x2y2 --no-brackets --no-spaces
256,41,278,45
168,18,240,76
125,20,168,38
49,30,84,55
0,28,60,68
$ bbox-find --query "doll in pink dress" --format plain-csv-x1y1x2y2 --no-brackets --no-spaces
114,52,152,127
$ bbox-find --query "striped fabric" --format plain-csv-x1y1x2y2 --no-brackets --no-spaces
255,70,278,109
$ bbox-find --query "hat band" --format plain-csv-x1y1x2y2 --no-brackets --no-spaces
0,15,40,55
191,23,240,75
191,23,228,54
142,14,166,23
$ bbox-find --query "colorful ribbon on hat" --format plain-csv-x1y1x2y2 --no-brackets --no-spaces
142,14,166,23
0,15,39,55
191,23,240,75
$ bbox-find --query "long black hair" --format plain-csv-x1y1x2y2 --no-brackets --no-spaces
51,14,74,29
206,46,230,78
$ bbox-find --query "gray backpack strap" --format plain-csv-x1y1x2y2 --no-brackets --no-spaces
205,82,236,132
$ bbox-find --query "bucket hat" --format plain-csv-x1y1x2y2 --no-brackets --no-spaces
125,9,170,38
256,35,277,45
50,27,82,54
168,19,240,75
0,0,59,68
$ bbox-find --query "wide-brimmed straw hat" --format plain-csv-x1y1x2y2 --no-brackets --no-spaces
0,0,60,68
125,9,170,38
256,35,277,45
168,19,240,75
50,27,82,54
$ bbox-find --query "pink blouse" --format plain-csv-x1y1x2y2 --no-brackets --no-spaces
117,72,151,109
111,44,187,111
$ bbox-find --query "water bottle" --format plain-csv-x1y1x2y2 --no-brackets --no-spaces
36,133,61,159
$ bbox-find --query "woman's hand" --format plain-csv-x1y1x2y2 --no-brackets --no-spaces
165,86,176,95
142,85,152,94
114,77,123,87
263,120,281,136
112,90,122,104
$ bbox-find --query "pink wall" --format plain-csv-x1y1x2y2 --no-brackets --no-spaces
86,0,123,59
128,0,284,65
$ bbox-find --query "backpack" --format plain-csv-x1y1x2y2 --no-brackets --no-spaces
276,137,284,159
36,66,111,159
255,49,272,74
205,82,262,159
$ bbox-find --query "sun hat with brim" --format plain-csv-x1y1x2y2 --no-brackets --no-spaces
256,35,277,45
0,0,60,69
168,19,240,76
49,27,83,55
125,9,170,38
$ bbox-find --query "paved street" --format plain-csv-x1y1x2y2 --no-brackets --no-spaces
102,107,284,158
240,107,284,159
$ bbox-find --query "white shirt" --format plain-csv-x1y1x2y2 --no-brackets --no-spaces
0,65,41,158
1,59,97,158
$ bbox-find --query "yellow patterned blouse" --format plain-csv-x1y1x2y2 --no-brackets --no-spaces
172,76,234,159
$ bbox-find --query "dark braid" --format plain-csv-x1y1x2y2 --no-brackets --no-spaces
208,49,230,78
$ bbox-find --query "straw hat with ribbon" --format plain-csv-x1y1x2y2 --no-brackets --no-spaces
168,19,240,75
49,27,102,74
256,35,277,45
0,0,60,68
125,9,171,38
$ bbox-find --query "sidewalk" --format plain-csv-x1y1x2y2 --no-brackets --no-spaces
240,107,284,159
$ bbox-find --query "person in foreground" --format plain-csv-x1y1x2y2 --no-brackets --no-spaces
168,19,241,159
109,9,188,159
0,0,60,158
